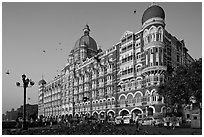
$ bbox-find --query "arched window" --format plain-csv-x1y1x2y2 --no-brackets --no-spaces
125,81,129,90
119,95,126,105
151,90,158,102
149,26,156,42
158,27,163,42
127,93,133,105
143,29,149,44
130,80,135,90
136,64,142,72
135,92,142,103
136,77,142,89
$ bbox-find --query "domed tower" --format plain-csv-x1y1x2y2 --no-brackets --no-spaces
141,4,167,87
70,24,98,63
38,78,46,117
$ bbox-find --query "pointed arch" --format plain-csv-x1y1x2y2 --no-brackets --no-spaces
161,106,166,113
119,108,130,116
127,93,134,99
130,107,143,114
148,106,156,113
119,94,126,100
107,110,116,115
92,111,99,115
145,90,151,96
134,91,143,97
151,89,157,95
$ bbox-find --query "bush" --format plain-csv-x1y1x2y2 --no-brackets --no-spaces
2,121,16,129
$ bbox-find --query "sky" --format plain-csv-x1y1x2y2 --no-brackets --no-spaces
2,2,202,114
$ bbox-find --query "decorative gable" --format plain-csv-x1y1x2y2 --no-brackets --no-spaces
120,31,133,40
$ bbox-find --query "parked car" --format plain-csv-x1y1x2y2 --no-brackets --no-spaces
123,115,131,124
141,117,155,126
186,119,191,123
154,118,164,126
137,118,143,125
115,115,132,124
115,116,122,125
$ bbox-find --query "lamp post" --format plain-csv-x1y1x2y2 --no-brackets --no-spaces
16,74,34,130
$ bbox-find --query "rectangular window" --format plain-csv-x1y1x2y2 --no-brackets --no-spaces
155,48,158,52
187,114,190,119
151,48,154,54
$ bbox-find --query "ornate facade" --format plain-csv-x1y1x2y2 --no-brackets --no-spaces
38,4,194,120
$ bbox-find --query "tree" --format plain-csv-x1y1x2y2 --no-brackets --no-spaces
158,58,202,114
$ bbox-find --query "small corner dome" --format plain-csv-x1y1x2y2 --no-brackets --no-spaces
38,79,46,85
142,5,165,25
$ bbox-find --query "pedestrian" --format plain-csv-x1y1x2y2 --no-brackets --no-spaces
15,117,19,129
121,116,124,125
58,117,62,128
67,120,71,128
30,118,34,127
172,114,177,130
50,117,53,128
166,115,170,129
135,114,139,132
42,117,46,127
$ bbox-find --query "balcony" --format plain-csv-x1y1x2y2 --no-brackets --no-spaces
120,73,134,80
143,40,164,51
142,66,167,76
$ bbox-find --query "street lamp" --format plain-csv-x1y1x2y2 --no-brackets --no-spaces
16,74,35,130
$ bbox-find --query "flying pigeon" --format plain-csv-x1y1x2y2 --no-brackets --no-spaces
133,9,137,14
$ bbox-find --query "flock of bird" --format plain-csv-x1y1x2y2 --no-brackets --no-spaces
42,42,64,53
5,42,64,76
5,9,138,76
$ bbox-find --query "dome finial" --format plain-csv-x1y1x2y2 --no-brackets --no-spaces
83,24,90,35
149,2,156,7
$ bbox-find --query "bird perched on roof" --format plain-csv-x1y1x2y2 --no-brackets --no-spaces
5,70,10,75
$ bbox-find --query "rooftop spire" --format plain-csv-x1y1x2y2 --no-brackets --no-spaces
149,2,156,7
83,24,90,36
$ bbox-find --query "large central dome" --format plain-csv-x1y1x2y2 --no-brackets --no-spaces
142,5,165,25
74,35,97,51
73,24,97,52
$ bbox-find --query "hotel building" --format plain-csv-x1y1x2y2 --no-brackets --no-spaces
38,4,194,120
